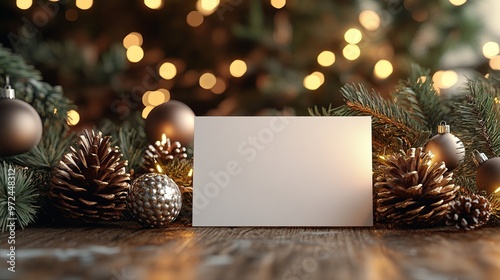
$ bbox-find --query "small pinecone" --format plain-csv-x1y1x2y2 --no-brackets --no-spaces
143,136,187,173
50,130,130,222
375,147,459,226
446,194,491,230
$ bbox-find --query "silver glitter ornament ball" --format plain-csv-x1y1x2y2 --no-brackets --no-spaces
127,173,182,227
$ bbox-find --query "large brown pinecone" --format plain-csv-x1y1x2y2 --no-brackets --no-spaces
375,147,459,226
446,194,491,230
49,130,130,222
143,135,187,173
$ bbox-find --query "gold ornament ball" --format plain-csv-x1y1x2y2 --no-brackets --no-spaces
0,98,43,156
474,152,500,195
145,100,195,147
424,122,465,171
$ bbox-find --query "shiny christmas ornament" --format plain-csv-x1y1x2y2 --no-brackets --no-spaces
144,100,195,147
424,121,465,171
473,150,500,195
127,173,182,227
0,76,43,157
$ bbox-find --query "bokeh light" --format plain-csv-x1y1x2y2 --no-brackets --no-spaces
187,11,204,27
126,45,144,63
229,60,247,77
76,0,93,10
483,42,500,59
159,62,177,80
271,0,286,9
449,0,467,6
144,0,163,10
16,0,32,10
67,110,80,126
343,44,361,60
199,72,217,89
303,72,324,90
211,78,227,94
317,51,336,67
123,32,143,49
197,0,219,16
359,10,380,31
373,60,393,79
490,56,500,70
142,106,155,119
344,28,363,44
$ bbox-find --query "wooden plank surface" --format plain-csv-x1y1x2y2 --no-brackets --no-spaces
1,222,499,280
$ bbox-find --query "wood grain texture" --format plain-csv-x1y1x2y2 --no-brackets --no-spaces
1,223,499,280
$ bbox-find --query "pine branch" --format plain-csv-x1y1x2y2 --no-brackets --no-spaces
115,126,147,177
333,83,429,152
392,64,448,131
455,78,500,157
0,162,39,231
0,45,42,80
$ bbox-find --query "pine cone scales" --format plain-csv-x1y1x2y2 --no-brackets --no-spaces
50,130,130,221
446,194,491,230
143,135,187,173
375,147,459,225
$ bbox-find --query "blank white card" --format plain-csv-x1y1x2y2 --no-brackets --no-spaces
193,116,373,227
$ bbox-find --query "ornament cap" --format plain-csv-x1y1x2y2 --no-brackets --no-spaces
473,150,489,167
437,121,450,134
1,76,15,99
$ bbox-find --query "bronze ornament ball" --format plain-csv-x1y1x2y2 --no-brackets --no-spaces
473,151,500,195
0,98,43,157
424,121,465,171
145,100,195,147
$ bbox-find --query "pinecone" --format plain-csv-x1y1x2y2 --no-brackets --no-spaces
375,147,459,226
143,135,187,173
49,130,130,222
446,194,491,230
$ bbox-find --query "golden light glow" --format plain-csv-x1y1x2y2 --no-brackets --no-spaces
359,10,380,31
495,186,500,194
303,73,323,91
147,91,166,106
142,106,155,119
76,0,93,10
344,28,363,44
156,163,164,173
342,44,361,60
142,91,152,106
483,42,500,59
490,56,500,70
16,0,32,10
158,88,171,103
123,32,143,49
449,0,467,6
211,78,227,94
188,168,194,177
187,11,204,27
144,0,163,10
67,110,80,126
199,72,217,89
126,45,144,63
440,70,458,88
159,62,177,80
317,51,336,67
229,59,247,77
374,60,393,79
197,0,219,16
270,0,286,9
161,133,168,145
417,76,427,83
432,70,444,86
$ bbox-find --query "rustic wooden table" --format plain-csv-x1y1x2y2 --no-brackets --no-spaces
1,222,499,280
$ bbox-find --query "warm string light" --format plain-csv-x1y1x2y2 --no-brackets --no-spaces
343,44,361,60
373,60,393,79
67,110,80,126
126,45,144,63
433,70,458,89
483,42,500,59
359,10,380,31
317,51,335,67
159,62,177,80
229,60,247,77
449,0,467,6
123,32,143,49
303,72,324,91
144,0,163,10
16,0,32,10
196,0,219,16
270,0,286,9
490,56,500,70
76,0,93,10
187,11,204,27
199,72,217,89
344,28,362,44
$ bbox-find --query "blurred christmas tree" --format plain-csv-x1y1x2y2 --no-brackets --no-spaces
0,0,498,126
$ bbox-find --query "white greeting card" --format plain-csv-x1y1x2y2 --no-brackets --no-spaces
193,116,373,226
